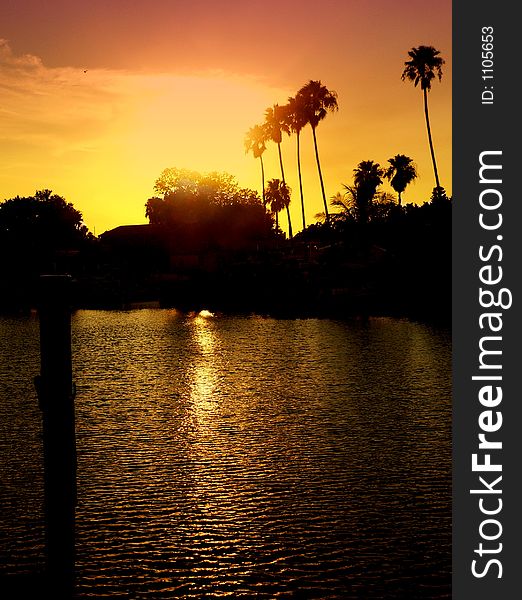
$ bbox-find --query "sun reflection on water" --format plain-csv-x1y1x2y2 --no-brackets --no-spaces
0,311,452,597
187,313,220,426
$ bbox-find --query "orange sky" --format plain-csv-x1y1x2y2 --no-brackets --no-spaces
0,0,451,235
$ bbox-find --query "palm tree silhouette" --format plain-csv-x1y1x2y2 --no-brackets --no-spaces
286,95,308,230
244,124,268,205
264,104,290,184
265,178,292,238
296,80,338,223
385,154,418,205
351,160,384,225
330,190,356,223
402,46,444,189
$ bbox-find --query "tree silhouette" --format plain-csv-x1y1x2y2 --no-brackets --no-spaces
264,104,290,184
0,189,91,248
151,169,259,206
349,160,385,225
144,169,273,251
296,80,338,222
329,190,356,223
286,95,308,230
153,167,201,197
430,185,450,205
265,178,292,238
330,191,352,213
145,170,264,225
385,154,418,205
402,46,444,189
0,189,93,287
244,124,268,205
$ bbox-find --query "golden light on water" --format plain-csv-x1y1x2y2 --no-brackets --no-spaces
188,314,219,425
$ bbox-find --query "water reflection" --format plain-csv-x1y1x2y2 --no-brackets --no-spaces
0,311,451,598
187,312,221,434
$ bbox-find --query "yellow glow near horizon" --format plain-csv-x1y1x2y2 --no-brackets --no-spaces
0,37,451,236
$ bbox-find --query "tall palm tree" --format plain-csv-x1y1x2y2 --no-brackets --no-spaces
351,160,384,225
265,178,292,238
244,124,268,205
286,95,308,230
264,104,290,184
402,46,444,189
296,80,338,222
385,154,418,205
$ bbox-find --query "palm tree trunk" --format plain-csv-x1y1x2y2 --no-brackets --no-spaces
312,126,329,222
277,143,286,183
286,206,293,239
423,88,441,189
398,191,402,205
296,131,305,230
277,144,291,237
260,155,266,205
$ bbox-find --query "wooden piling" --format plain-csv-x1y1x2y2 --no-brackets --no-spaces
35,275,77,596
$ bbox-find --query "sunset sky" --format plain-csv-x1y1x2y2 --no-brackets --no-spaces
0,0,451,235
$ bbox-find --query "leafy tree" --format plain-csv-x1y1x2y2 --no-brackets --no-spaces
385,154,418,205
152,169,251,205
265,178,292,237
402,46,444,189
0,189,93,300
244,124,268,205
145,196,168,225
145,169,273,247
153,167,202,197
430,185,450,205
0,189,91,249
296,80,338,222
147,169,262,220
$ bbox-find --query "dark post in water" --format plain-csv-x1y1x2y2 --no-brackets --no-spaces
34,275,77,596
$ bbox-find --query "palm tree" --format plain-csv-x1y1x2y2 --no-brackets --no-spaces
329,190,356,223
265,178,292,238
338,184,362,224
244,124,268,205
264,104,290,184
385,154,418,205
402,46,444,189
330,191,351,214
286,95,308,230
296,80,338,222
351,160,384,225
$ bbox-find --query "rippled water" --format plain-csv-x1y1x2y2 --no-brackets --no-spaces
0,310,451,598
